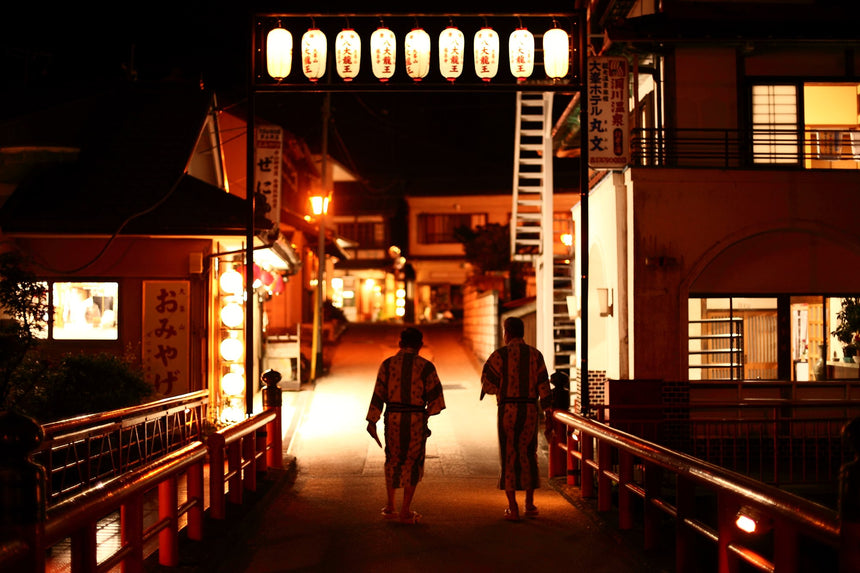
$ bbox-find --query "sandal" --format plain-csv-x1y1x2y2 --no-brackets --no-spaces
381,507,398,519
524,506,539,518
504,508,521,522
399,510,421,524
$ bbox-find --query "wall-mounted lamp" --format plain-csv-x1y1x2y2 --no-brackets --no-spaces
566,295,579,320
735,506,772,534
597,288,614,317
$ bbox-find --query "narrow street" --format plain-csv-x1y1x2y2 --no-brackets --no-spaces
193,322,667,573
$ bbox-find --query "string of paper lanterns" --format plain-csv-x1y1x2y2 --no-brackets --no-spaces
265,20,570,83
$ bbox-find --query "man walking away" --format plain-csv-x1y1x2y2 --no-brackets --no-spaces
366,327,446,524
480,316,551,521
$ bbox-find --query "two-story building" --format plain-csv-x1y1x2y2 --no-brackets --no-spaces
574,0,860,422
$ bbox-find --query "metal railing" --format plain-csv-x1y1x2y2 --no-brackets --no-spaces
592,399,860,489
548,409,845,572
34,391,209,506
631,127,860,168
0,385,283,573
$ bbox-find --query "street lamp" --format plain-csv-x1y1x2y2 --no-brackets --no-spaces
310,190,330,381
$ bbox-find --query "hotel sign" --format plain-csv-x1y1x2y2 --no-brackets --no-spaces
587,56,629,170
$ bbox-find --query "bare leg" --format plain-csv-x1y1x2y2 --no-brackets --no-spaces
384,484,396,514
400,484,417,520
525,489,535,510
505,489,519,519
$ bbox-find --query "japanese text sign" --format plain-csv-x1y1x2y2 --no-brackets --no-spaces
255,126,283,229
587,56,629,170
143,281,189,397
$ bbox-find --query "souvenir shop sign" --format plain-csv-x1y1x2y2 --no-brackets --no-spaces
143,281,190,397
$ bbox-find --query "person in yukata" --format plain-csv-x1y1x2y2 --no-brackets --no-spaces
481,316,552,522
366,327,446,524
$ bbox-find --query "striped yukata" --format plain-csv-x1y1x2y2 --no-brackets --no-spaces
366,348,446,488
480,337,551,491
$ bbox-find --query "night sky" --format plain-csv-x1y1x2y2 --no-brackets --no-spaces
2,2,580,196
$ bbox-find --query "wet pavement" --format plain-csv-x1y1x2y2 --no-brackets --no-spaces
146,322,671,572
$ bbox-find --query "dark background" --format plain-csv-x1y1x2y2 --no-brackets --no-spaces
1,2,580,196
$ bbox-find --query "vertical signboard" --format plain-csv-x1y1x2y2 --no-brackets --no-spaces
255,125,283,230
587,56,629,170
143,281,189,397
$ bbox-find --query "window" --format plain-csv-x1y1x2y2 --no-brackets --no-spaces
751,84,799,164
417,213,487,244
336,221,385,248
52,282,118,340
751,82,860,168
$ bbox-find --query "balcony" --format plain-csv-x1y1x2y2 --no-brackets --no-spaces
631,128,860,170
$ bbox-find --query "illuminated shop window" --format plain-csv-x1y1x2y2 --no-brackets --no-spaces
52,282,119,340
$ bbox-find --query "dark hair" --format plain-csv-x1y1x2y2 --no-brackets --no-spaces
399,327,423,349
504,316,524,339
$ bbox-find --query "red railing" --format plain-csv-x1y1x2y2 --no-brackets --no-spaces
0,395,282,573
548,409,846,572
35,391,209,505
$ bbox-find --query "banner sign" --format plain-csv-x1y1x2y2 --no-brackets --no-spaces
255,125,283,229
587,56,629,170
143,281,189,397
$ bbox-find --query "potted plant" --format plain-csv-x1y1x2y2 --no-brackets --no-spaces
832,297,860,362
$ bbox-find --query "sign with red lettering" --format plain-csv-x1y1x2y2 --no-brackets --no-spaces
143,281,189,397
587,56,629,170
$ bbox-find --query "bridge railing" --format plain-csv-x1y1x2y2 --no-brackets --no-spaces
0,375,285,573
548,409,847,572
35,390,209,506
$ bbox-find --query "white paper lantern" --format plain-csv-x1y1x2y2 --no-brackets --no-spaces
543,27,569,79
439,26,465,82
267,26,293,80
473,27,499,82
301,28,327,82
509,28,534,80
335,28,361,81
371,26,396,82
220,336,244,362
221,371,245,396
219,268,243,295
220,302,244,329
404,28,431,81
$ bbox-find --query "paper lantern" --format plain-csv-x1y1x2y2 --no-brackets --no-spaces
509,28,534,79
220,336,244,362
543,27,569,79
404,28,431,81
301,28,327,82
371,26,396,82
220,302,244,329
335,28,361,81
267,26,292,80
221,371,245,396
219,268,243,295
473,27,499,82
439,26,465,82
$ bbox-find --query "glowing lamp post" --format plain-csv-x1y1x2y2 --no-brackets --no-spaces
509,27,534,80
266,25,293,80
404,28,431,81
473,27,499,82
543,26,570,79
310,191,330,380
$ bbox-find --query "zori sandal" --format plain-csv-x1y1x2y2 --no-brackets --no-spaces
504,508,521,522
399,510,421,524
381,507,398,519
524,506,539,518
